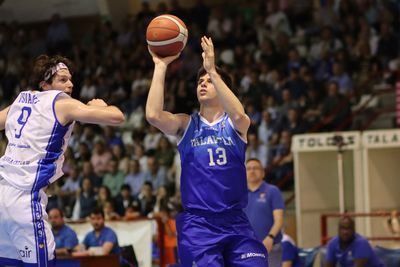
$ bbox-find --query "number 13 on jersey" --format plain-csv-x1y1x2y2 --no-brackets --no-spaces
207,147,227,166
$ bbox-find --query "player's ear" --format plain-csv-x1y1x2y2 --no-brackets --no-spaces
40,81,51,91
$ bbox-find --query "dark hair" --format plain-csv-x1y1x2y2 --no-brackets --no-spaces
30,54,73,90
246,158,263,165
197,66,237,95
121,184,131,192
49,207,64,217
91,207,105,218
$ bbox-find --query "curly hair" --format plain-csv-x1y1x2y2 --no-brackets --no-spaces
30,54,74,90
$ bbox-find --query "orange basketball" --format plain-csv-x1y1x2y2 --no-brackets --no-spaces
146,14,188,57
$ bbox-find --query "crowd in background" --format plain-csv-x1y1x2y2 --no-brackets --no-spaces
0,0,399,220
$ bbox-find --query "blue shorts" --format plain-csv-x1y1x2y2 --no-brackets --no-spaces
176,210,268,267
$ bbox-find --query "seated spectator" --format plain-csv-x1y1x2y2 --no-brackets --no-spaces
320,81,351,131
60,164,81,214
103,200,121,221
115,184,140,216
111,144,130,175
102,158,125,197
49,208,79,257
325,216,384,267
73,208,121,256
269,131,293,183
96,185,113,210
246,131,268,168
138,182,156,216
73,178,97,219
143,156,167,193
82,161,102,192
281,234,300,267
125,159,145,197
91,140,113,177
155,136,175,168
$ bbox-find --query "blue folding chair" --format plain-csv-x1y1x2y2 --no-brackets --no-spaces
298,246,321,267
374,246,400,266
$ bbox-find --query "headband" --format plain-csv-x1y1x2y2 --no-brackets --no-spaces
43,62,69,82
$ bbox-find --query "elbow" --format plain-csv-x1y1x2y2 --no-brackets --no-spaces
232,113,249,125
145,112,160,125
112,112,125,126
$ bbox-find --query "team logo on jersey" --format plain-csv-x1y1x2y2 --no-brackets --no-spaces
240,252,266,259
19,246,32,258
257,192,267,202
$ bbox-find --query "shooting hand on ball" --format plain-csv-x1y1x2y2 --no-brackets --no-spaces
148,46,180,67
201,36,216,74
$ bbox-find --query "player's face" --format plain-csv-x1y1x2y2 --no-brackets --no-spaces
197,73,217,103
246,160,264,183
48,69,73,95
90,214,105,231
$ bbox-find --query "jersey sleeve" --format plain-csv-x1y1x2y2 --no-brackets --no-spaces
104,229,118,245
270,186,285,210
64,229,79,249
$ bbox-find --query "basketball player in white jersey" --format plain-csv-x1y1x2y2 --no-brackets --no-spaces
0,55,125,266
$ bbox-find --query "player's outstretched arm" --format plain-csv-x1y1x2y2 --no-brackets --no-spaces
55,98,125,126
0,106,10,131
200,36,250,138
146,48,189,136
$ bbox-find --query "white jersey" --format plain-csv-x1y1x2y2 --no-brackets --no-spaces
0,90,74,191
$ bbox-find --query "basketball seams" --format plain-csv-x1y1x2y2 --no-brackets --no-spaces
157,15,188,37
147,32,186,46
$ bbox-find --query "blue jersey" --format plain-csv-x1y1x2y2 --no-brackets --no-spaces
177,113,247,213
326,234,384,267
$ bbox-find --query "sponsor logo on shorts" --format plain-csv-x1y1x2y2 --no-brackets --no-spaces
19,246,32,258
240,252,266,259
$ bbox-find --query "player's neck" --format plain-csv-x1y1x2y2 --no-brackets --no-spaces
199,106,224,124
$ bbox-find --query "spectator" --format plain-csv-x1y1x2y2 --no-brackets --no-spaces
102,158,125,197
103,200,121,221
115,184,140,217
155,136,175,168
49,208,78,256
124,159,145,197
73,208,121,256
325,216,384,267
91,140,113,177
143,156,167,192
111,144,130,175
60,164,81,215
320,81,351,131
138,181,156,216
73,178,97,219
246,131,269,168
82,161,102,192
244,158,284,267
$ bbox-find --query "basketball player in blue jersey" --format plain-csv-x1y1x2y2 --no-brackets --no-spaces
0,55,125,266
146,36,268,266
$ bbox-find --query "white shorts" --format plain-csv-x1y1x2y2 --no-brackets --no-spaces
0,178,55,266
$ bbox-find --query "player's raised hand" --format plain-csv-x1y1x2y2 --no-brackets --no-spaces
201,36,216,74
87,99,108,107
148,46,180,67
